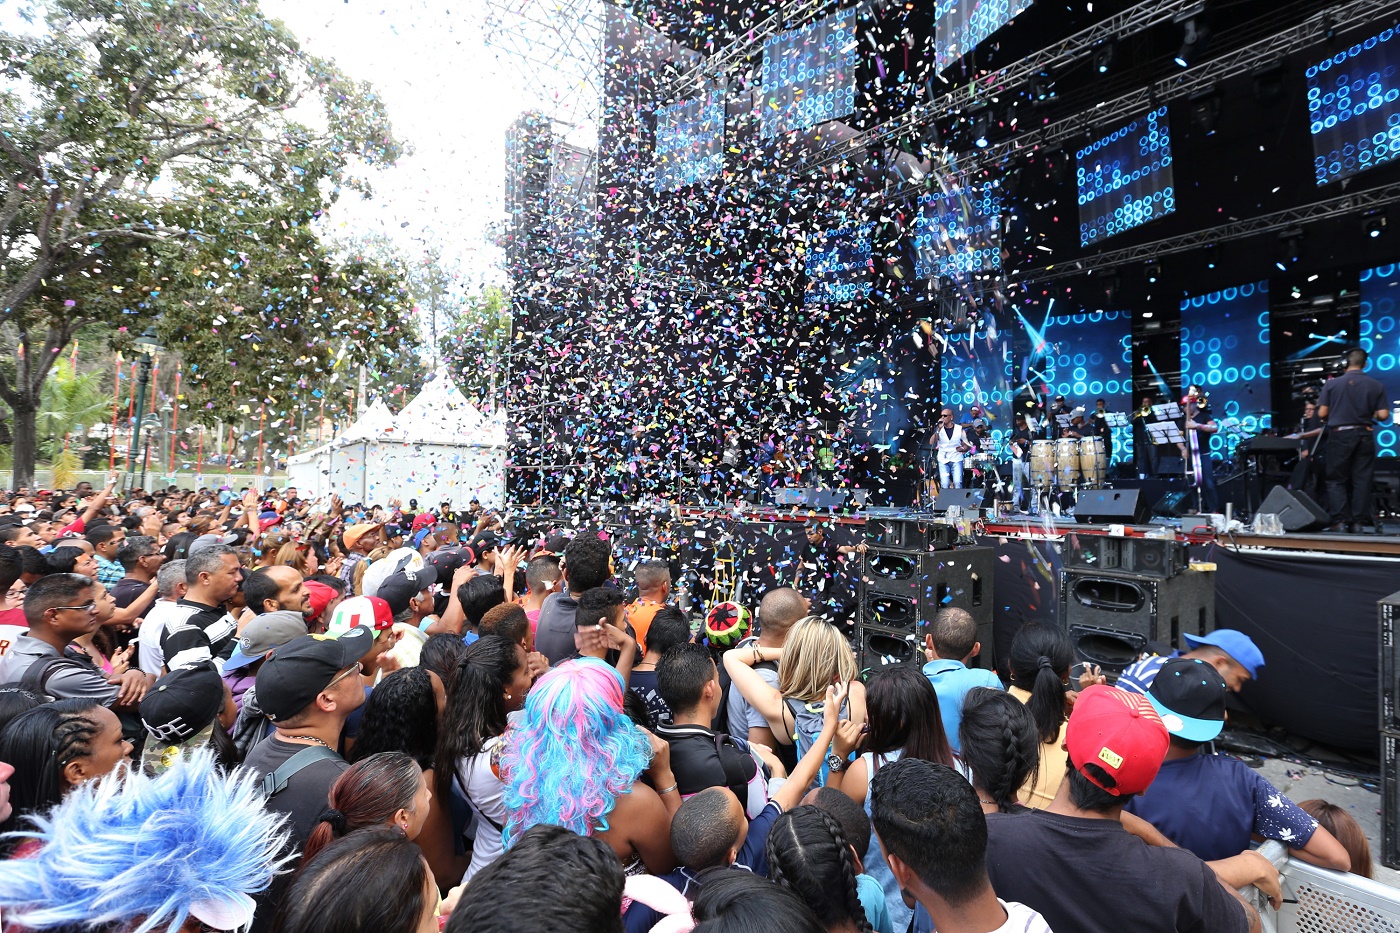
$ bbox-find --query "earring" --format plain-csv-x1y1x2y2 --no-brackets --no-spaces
505,693,513,700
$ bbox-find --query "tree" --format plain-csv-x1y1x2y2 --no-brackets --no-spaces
439,286,512,407
36,358,109,461
0,0,402,488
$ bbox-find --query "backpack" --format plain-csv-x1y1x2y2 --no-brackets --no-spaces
783,696,842,787
19,655,95,702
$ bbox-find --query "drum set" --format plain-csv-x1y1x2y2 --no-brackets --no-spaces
1029,436,1108,509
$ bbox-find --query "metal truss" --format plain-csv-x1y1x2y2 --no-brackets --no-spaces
484,0,605,143
1011,179,1400,284
663,0,835,104
799,0,1205,174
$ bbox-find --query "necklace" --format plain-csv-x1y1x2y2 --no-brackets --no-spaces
281,733,331,749
978,798,998,807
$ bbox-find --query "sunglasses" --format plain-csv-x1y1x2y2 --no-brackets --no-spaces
51,603,97,613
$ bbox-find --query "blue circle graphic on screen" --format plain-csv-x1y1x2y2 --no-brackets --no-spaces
1308,27,1400,184
1179,281,1273,458
1076,108,1175,246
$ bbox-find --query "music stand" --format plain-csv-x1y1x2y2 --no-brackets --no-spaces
1146,421,1185,445
1105,412,1129,428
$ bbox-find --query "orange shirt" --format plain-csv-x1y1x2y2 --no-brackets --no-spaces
626,598,666,654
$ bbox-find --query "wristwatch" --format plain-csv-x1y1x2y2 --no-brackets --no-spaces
825,753,845,773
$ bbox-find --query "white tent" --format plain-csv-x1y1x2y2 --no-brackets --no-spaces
292,372,506,508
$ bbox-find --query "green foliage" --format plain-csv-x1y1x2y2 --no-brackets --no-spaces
37,359,110,460
438,285,512,406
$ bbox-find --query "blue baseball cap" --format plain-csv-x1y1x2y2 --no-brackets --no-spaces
1182,630,1264,679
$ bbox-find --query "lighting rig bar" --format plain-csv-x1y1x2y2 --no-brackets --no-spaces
797,0,1205,176
663,0,834,104
1010,179,1400,284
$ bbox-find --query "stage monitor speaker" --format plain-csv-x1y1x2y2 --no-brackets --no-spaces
934,489,985,512
1063,534,1190,579
1153,490,1192,518
858,546,996,672
864,516,959,552
1075,489,1152,525
1257,485,1329,532
1059,568,1216,676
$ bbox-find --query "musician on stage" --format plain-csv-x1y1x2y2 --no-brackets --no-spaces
1180,385,1220,513
1009,412,1034,513
1091,397,1114,462
1317,348,1391,532
1132,396,1159,478
935,407,972,489
1291,400,1326,504
1047,395,1071,439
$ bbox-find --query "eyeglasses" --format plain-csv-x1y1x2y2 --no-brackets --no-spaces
325,662,363,690
51,603,97,613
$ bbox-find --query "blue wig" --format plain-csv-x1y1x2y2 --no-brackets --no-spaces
0,750,292,933
501,657,652,847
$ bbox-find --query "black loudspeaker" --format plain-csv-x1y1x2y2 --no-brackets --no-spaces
1062,533,1190,579
1380,589,1400,733
1153,491,1192,518
1058,568,1216,676
933,488,985,512
1383,730,1400,869
1257,485,1329,532
858,546,996,673
1075,489,1153,524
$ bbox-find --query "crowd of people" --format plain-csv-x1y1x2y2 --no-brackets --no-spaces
0,475,1380,933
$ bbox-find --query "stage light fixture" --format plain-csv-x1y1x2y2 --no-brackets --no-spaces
1188,86,1222,135
1365,208,1388,239
1103,270,1122,302
1276,227,1303,272
1203,243,1217,270
1173,5,1210,68
1251,60,1286,106
1093,42,1117,74
970,107,993,148
1145,261,1162,284
1028,70,1055,104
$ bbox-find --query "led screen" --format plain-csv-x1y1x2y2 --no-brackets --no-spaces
1307,25,1400,185
1029,308,1134,463
1076,107,1175,247
758,10,858,138
805,224,872,306
940,304,1015,454
1360,263,1400,457
654,89,725,192
1179,281,1272,457
934,0,1035,73
911,184,1002,283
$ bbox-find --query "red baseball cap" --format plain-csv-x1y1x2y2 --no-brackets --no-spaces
325,595,395,639
303,580,338,623
411,512,437,531
1065,685,1170,796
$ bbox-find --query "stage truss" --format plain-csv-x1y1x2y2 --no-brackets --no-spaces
483,0,605,145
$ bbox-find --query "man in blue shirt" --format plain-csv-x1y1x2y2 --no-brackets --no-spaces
1128,657,1351,871
1117,628,1264,696
920,607,1000,753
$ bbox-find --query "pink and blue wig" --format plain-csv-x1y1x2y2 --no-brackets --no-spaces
501,657,652,847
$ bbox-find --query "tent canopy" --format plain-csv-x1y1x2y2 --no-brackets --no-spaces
386,370,503,446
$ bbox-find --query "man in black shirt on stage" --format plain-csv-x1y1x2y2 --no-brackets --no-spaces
1317,348,1391,532
1009,413,1034,513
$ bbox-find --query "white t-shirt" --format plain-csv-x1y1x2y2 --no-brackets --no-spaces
995,899,1054,932
457,736,509,882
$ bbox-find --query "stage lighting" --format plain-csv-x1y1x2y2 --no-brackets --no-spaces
1046,148,1070,185
1365,208,1388,239
1188,86,1222,135
1028,70,1055,104
1145,262,1162,284
1093,42,1117,74
1103,270,1122,303
1173,5,1210,68
1276,227,1304,271
1204,243,1217,270
970,108,993,148
1251,59,1286,106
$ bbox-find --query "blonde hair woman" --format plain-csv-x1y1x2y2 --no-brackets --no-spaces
724,616,866,788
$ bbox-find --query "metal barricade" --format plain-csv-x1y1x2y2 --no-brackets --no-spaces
1247,842,1400,933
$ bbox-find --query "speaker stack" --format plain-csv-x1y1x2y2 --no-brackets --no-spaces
857,515,996,674
1058,533,1215,677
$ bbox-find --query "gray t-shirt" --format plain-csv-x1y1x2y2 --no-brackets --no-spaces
534,591,579,666
241,735,348,847
0,635,119,705
725,636,780,738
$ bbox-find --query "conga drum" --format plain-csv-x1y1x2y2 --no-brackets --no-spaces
1078,436,1107,486
1055,438,1082,485
1030,440,1056,487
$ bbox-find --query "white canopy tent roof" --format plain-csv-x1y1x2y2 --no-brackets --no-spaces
385,370,505,446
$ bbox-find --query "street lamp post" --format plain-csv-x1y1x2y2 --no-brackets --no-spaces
159,402,174,480
124,329,161,493
138,412,161,492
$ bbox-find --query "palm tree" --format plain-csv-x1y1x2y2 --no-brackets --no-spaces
37,361,111,463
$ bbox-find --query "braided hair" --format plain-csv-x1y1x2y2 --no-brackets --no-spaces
766,805,874,933
957,687,1041,812
0,699,104,853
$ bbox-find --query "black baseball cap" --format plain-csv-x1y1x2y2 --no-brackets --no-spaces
256,629,374,722
425,546,475,579
1146,657,1228,742
376,561,439,617
141,663,225,745
470,531,501,557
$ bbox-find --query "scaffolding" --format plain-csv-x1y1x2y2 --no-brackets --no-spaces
483,0,605,145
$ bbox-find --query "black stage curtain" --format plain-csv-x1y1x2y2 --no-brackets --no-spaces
1208,543,1397,752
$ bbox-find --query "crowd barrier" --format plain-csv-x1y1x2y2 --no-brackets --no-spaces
1252,842,1400,932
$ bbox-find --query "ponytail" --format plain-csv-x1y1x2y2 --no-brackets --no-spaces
1007,623,1074,744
